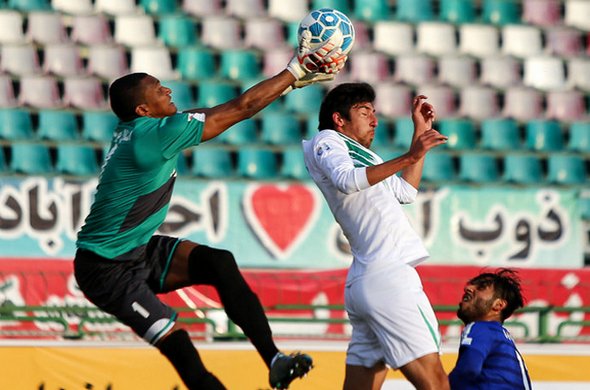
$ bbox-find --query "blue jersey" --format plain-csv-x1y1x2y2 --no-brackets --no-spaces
449,321,531,390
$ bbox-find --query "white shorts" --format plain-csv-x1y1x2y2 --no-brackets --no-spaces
344,263,441,369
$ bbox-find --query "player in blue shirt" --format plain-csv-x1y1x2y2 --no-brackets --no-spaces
449,268,532,390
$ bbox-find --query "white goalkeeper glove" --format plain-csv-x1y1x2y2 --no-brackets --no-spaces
280,73,335,96
286,30,348,80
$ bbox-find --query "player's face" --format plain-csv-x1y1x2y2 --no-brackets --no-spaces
138,76,177,118
457,283,496,324
341,102,378,148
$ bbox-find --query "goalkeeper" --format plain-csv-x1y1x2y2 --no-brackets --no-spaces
74,32,346,390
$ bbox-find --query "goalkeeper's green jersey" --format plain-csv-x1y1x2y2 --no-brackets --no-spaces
76,112,205,259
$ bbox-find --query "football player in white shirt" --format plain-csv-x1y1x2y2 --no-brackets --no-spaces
302,83,449,390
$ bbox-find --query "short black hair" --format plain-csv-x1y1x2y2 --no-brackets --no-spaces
318,82,375,131
469,268,525,321
109,72,149,121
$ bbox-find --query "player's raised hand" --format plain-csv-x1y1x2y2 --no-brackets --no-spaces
411,95,436,133
287,30,348,80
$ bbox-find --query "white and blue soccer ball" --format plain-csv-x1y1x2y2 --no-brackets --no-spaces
297,8,355,55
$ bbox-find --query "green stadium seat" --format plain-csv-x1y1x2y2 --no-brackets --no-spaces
503,153,544,184
261,112,302,145
280,147,309,180
220,49,261,81
547,154,586,185
81,110,118,143
56,144,99,176
196,81,238,108
438,118,477,150
163,80,195,112
191,146,234,178
175,152,190,176
10,142,53,174
481,118,522,150
312,0,350,15
37,109,79,141
372,146,404,161
7,0,50,11
422,152,455,182
0,108,34,140
237,147,278,179
567,121,590,153
354,0,390,22
371,117,392,147
139,0,177,14
580,192,590,220
0,146,6,172
395,0,434,22
440,0,476,23
217,120,259,145
284,84,325,114
158,14,197,47
393,117,414,149
525,120,564,152
177,47,217,81
459,153,500,183
483,0,521,25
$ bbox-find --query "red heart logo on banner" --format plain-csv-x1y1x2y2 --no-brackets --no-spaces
244,184,319,259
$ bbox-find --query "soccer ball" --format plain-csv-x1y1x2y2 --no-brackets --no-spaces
297,8,355,55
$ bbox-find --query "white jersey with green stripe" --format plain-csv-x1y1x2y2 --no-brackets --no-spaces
302,130,429,283
76,112,205,259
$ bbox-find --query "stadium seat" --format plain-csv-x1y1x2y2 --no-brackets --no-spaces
8,0,50,11
567,57,590,92
564,0,590,31
0,146,6,172
354,0,390,22
260,112,302,145
547,154,587,185
523,0,561,26
43,43,84,77
56,144,99,176
201,16,242,50
440,0,476,23
415,85,457,119
284,84,325,114
269,0,308,22
503,153,544,184
175,152,190,176
0,108,34,140
37,109,79,141
26,11,66,45
94,0,138,14
139,0,177,14
523,56,566,91
502,87,544,122
502,25,543,58
395,0,434,22
567,121,590,153
18,75,62,109
71,14,111,45
373,21,415,55
0,10,25,44
177,47,217,81
87,44,129,81
130,47,177,80
226,0,265,18
196,81,238,107
438,55,477,87
218,119,259,145
481,118,522,150
0,75,17,108
480,55,522,88
458,153,500,183
525,120,564,152
438,119,477,150
372,118,392,147
52,0,93,14
458,86,500,120
164,80,195,111
182,0,222,17
244,17,287,51
237,147,278,179
393,117,414,149
114,15,157,47
580,192,590,220
374,83,413,119
312,0,350,15
416,22,457,56
304,114,320,139
546,90,586,122
393,54,436,86
545,27,583,57
0,44,41,76
422,151,456,183
349,50,390,83
459,23,500,58
158,14,197,48
220,49,261,81
81,110,118,142
262,47,293,78
191,146,234,178
63,77,107,110
10,142,53,174
280,147,309,180
482,0,520,25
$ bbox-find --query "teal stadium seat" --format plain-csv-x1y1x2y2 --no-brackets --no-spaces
304,112,321,139
503,153,544,184
139,0,177,14
286,21,300,48
158,14,197,47
0,108,33,140
438,118,477,150
547,154,586,185
481,118,522,150
237,147,278,179
567,122,590,153
175,152,190,176
177,47,217,81
393,117,414,149
371,117,392,147
440,0,476,23
483,0,521,25
422,152,455,183
285,84,325,114
525,120,564,152
0,146,6,172
7,0,50,11
81,110,118,143
220,49,261,81
10,142,53,174
395,0,434,22
312,0,350,15
280,147,309,180
580,192,590,220
196,81,238,108
164,80,195,112
37,109,78,141
56,144,99,176
261,112,302,145
354,0,391,22
218,119,259,145
459,153,500,183
191,146,234,178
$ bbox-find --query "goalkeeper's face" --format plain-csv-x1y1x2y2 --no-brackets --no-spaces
137,75,178,118
338,102,377,148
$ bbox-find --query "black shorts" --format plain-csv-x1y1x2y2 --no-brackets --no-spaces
74,235,181,344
